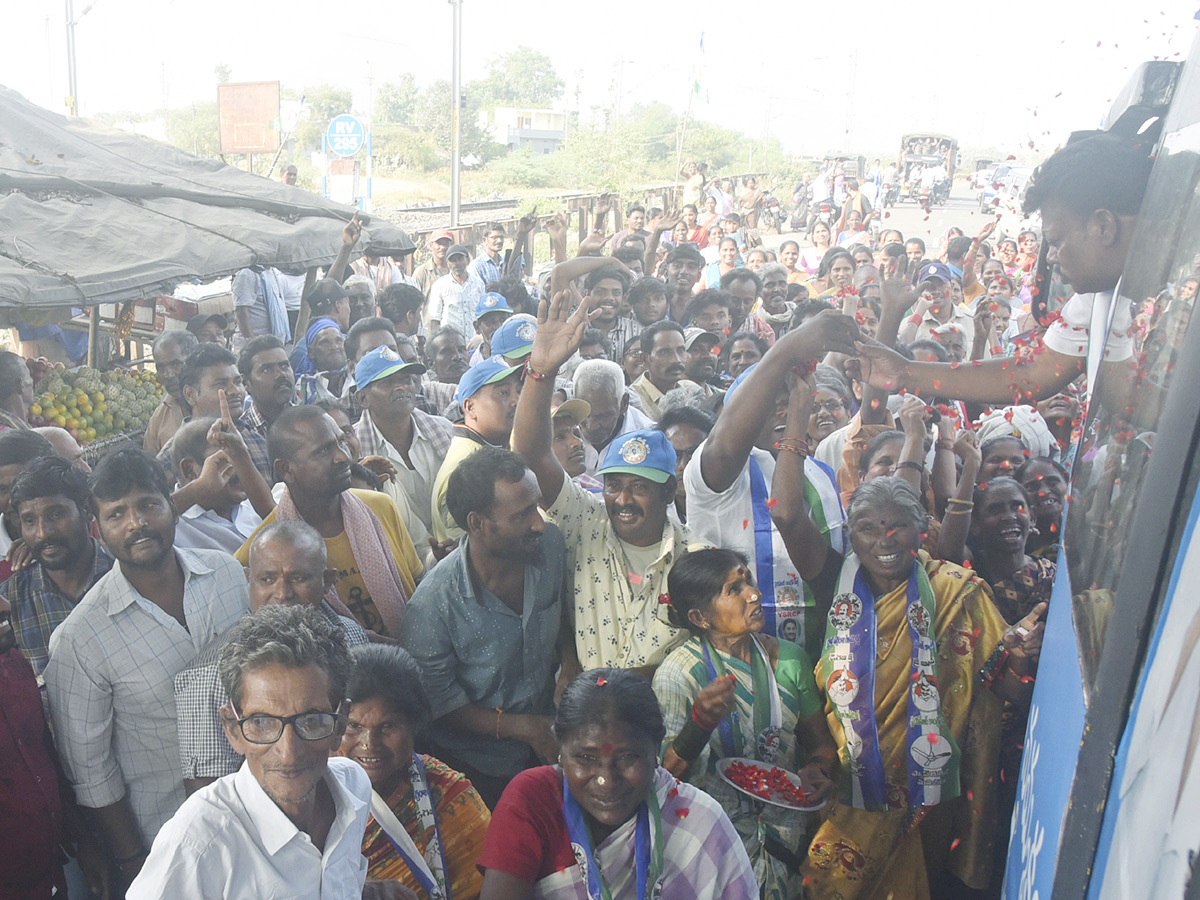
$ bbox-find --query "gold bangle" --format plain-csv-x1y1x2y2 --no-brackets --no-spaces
945,507,972,516
495,707,504,740
946,498,973,508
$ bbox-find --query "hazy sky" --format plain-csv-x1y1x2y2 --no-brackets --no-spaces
5,0,1198,161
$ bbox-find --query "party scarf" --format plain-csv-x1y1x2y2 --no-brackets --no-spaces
821,554,960,811
561,772,664,900
369,755,450,900
700,634,782,763
275,485,408,636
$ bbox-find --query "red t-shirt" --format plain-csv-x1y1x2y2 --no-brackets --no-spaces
478,766,579,882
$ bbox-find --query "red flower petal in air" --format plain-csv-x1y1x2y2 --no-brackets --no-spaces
595,677,608,687
676,808,690,819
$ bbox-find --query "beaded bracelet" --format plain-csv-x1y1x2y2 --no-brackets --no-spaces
524,360,556,382
774,438,810,456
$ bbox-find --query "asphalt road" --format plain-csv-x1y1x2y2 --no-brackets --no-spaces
761,183,990,256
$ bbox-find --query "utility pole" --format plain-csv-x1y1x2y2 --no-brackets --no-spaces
64,0,79,115
449,0,462,227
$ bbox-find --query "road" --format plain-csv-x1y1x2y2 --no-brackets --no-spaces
761,184,989,257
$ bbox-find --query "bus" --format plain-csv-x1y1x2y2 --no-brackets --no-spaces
1001,51,1198,900
897,132,958,195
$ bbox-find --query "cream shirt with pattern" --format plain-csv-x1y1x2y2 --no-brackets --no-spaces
546,477,688,669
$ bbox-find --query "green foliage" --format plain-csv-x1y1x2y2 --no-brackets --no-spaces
415,80,499,161
166,101,220,158
214,63,231,85
471,47,564,110
483,149,555,188
371,124,441,173
375,74,417,125
293,84,354,153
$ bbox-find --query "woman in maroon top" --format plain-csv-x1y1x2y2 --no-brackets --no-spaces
478,668,757,900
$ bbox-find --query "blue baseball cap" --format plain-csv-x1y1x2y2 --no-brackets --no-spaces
355,345,426,390
490,315,538,360
474,291,514,322
595,429,677,484
454,356,523,404
917,262,954,285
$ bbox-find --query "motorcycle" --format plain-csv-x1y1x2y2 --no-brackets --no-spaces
809,199,839,234
882,180,900,208
758,189,782,232
931,179,950,205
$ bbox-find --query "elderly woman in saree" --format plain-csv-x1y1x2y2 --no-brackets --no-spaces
768,374,1046,900
652,548,839,900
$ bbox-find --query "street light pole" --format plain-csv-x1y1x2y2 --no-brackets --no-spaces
449,0,462,227
65,0,79,115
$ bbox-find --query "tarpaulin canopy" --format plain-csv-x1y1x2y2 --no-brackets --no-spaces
0,86,413,309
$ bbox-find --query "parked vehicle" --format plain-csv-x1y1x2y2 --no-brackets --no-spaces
758,189,782,232
977,163,1014,210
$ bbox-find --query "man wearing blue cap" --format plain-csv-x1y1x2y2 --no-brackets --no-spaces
487,315,537,366
897,261,975,346
468,290,514,366
513,290,690,673
354,345,454,551
684,310,858,656
430,357,524,543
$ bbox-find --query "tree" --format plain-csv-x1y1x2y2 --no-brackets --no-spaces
471,46,564,110
415,80,498,161
214,63,231,85
375,74,417,125
292,84,354,152
166,101,220,158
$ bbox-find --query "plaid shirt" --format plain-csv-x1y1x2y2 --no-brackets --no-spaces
6,539,114,676
240,376,334,436
44,548,249,844
174,602,368,780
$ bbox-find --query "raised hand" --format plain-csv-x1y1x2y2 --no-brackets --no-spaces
577,228,612,257
880,276,918,316
897,394,930,439
954,428,981,466
545,212,567,243
207,390,249,459
517,210,538,234
342,211,362,248
531,290,594,374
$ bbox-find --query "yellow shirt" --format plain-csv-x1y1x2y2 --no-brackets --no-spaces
235,489,421,635
629,374,700,422
430,434,485,543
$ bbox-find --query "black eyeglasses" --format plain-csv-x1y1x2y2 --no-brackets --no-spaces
228,706,343,745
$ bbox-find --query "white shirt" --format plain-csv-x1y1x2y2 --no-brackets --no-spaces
127,757,371,900
45,548,250,844
428,272,486,342
1042,291,1134,392
581,403,655,476
684,442,844,642
174,501,263,554
275,270,308,311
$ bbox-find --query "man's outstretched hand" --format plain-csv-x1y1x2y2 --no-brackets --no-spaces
530,290,595,375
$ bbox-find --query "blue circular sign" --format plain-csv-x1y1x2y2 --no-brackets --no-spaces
326,114,365,157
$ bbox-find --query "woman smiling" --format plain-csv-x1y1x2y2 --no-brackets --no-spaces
338,645,490,900
478,669,757,900
769,377,1047,899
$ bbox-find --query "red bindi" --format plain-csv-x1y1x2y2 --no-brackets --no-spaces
601,743,614,754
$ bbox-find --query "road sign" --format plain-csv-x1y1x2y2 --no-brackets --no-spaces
326,114,365,157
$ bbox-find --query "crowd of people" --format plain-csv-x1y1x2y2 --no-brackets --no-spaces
0,132,1172,900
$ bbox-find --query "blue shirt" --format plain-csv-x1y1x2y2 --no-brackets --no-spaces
398,526,566,777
